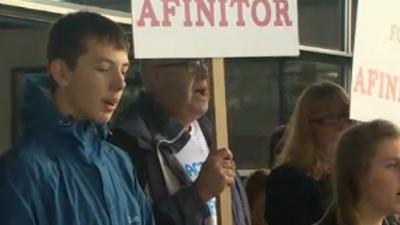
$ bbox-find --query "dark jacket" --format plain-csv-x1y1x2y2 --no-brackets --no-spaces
110,92,251,225
313,205,399,225
0,75,154,225
265,165,331,225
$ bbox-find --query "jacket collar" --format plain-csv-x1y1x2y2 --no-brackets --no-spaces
22,74,110,147
115,92,202,152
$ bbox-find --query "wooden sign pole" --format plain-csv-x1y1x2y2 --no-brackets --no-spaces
210,58,233,225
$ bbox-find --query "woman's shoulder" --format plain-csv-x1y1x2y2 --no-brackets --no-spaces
266,164,321,196
269,164,311,182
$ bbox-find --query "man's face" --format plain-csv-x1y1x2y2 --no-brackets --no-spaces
62,38,129,123
152,59,210,125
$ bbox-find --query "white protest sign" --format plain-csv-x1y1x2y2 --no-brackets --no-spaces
131,0,299,58
350,0,400,125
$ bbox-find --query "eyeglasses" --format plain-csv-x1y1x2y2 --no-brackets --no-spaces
155,59,210,76
311,114,350,126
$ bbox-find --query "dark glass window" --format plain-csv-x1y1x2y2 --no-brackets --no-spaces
225,58,280,169
281,59,344,120
299,0,344,50
225,55,348,169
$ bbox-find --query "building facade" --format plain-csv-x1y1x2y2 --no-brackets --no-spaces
0,0,357,170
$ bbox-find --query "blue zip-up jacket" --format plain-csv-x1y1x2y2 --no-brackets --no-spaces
0,75,154,225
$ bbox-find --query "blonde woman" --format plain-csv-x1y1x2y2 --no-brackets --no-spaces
314,120,400,225
265,82,350,225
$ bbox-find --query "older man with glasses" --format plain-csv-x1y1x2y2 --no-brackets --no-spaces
110,59,251,225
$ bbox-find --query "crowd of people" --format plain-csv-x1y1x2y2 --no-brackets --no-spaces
0,11,399,225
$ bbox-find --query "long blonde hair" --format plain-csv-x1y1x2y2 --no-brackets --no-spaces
275,81,349,176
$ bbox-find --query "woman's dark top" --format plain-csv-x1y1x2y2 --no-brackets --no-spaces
265,165,332,225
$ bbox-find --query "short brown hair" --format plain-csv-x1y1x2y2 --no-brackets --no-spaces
47,11,129,70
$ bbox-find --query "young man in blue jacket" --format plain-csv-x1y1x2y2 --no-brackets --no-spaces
0,11,154,225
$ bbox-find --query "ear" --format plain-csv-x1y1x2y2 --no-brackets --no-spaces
48,59,71,88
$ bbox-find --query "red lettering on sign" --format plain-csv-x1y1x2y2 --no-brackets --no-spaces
353,67,400,104
230,0,250,26
251,0,272,27
386,73,398,101
219,0,229,26
367,69,379,96
195,0,216,26
135,0,294,28
273,0,292,26
378,72,385,98
353,67,366,95
137,0,161,27
162,0,180,26
183,0,193,26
